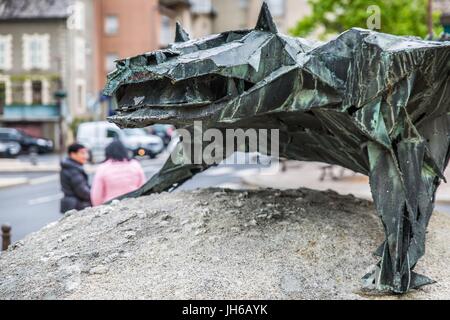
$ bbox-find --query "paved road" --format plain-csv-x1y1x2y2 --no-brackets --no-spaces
0,157,164,243
0,175,61,243
0,153,263,243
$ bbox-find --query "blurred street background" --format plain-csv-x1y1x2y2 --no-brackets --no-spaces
1,0,450,243
0,152,267,242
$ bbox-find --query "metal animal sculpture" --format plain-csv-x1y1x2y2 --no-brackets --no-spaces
103,3,450,294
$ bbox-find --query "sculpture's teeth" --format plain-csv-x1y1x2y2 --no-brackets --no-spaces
227,78,238,96
236,79,245,94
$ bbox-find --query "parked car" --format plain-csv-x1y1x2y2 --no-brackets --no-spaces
0,140,21,158
166,131,181,154
0,128,54,154
122,128,165,158
146,124,174,147
76,121,164,163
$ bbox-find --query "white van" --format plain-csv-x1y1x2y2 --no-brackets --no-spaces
76,121,164,163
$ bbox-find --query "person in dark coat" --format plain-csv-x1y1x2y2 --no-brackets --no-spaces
60,143,91,213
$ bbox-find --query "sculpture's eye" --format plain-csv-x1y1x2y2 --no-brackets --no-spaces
162,50,180,59
225,31,249,43
128,56,146,67
146,53,163,65
146,50,180,65
195,31,248,51
116,60,127,68
195,35,227,50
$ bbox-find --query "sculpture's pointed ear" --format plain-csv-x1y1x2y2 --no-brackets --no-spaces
255,2,278,33
175,22,190,42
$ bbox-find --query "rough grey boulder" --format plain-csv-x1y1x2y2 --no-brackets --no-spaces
0,188,449,299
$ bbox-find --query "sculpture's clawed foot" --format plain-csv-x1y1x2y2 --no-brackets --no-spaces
361,263,435,294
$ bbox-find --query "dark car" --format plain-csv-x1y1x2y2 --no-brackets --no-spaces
0,128,54,155
146,124,174,147
0,140,21,158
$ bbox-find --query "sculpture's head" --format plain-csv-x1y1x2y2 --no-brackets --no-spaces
103,3,311,128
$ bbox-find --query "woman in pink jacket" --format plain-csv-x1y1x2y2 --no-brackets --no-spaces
91,140,146,206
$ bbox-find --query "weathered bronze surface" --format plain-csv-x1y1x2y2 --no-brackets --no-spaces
103,3,450,294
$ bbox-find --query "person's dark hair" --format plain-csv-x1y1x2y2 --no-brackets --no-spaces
105,140,129,161
67,143,86,155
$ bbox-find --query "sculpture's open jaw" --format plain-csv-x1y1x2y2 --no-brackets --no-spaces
110,74,255,127
115,74,255,111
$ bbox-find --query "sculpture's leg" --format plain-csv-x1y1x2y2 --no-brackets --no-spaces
363,114,449,293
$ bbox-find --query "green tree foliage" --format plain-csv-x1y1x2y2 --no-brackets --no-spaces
290,0,443,39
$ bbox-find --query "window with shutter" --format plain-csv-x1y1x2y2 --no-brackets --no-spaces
0,35,12,70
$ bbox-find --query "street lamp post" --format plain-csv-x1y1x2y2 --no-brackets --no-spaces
54,90,67,160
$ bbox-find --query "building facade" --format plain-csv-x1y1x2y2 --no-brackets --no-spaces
93,0,161,92
4,0,443,148
0,0,95,149
211,0,310,34
92,0,161,119
435,0,450,13
157,0,310,49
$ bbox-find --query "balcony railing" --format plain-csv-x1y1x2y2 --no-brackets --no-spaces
2,104,60,121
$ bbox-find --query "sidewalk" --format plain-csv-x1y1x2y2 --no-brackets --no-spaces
0,152,168,173
0,159,60,173
0,158,60,188
0,177,29,189
241,161,450,204
0,155,167,189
